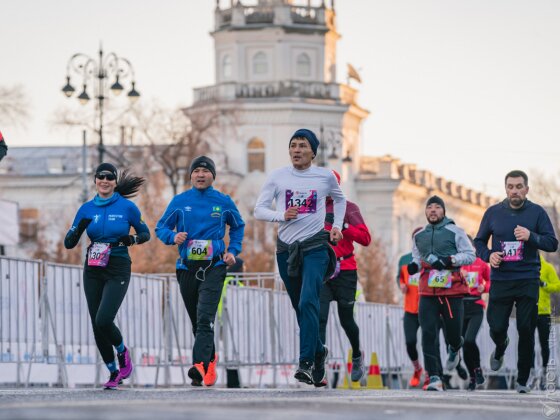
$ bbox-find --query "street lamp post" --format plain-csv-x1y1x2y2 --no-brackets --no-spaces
61,45,140,164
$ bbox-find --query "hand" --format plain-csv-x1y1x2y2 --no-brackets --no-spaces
477,284,485,293
407,262,419,275
223,252,236,266
540,281,547,288
284,206,299,221
431,256,452,270
174,232,188,245
77,218,92,233
117,235,136,246
514,225,530,241
400,283,408,294
489,251,504,268
330,227,343,244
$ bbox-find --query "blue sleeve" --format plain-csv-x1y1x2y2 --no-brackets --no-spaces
129,203,150,244
224,196,245,256
155,198,180,246
528,208,559,252
474,209,492,262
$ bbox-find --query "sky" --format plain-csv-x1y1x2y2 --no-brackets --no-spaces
1,0,559,198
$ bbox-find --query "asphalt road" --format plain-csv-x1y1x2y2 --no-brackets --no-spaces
0,388,555,420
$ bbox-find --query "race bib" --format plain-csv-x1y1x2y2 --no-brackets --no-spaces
427,270,452,288
408,273,420,286
501,241,524,262
466,272,479,288
187,240,213,261
87,243,111,267
285,189,317,214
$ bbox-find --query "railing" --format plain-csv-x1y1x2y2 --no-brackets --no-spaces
0,255,555,389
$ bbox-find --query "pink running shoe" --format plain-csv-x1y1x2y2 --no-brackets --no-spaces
104,370,123,390
117,347,133,379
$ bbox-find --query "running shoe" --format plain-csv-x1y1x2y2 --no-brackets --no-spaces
456,363,468,380
490,337,509,371
204,354,218,387
516,382,531,394
474,367,485,387
445,345,461,371
467,377,476,391
426,375,444,391
540,374,548,391
422,372,430,390
409,367,423,387
104,370,123,390
188,362,205,387
117,347,133,380
351,350,366,382
294,360,314,385
312,346,328,387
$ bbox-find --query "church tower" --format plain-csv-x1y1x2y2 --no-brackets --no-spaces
189,0,368,184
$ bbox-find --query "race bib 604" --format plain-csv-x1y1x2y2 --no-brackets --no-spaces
187,239,213,261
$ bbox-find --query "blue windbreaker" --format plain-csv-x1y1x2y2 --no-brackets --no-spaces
65,193,150,260
155,186,245,270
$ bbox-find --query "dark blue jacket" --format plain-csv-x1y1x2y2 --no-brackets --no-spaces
474,199,558,281
64,193,150,260
155,186,245,270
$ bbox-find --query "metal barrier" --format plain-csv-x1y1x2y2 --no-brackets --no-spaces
0,255,558,389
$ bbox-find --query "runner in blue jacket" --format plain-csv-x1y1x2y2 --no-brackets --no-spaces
64,162,150,390
156,155,245,387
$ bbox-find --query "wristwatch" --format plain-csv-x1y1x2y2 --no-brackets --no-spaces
450,255,457,266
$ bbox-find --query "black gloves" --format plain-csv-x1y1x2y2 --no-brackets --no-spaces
407,262,419,275
117,235,137,246
431,256,453,270
77,218,92,234
540,281,547,288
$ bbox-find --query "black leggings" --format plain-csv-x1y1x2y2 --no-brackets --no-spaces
462,299,484,376
83,257,131,364
319,270,361,355
177,265,227,367
537,314,551,369
403,312,420,362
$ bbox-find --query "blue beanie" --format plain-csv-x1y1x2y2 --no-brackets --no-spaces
290,128,320,158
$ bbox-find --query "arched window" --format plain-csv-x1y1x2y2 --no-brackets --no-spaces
247,137,265,172
252,52,268,75
222,54,232,79
296,53,311,77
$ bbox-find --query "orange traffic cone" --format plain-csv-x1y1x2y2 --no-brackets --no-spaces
341,349,361,389
366,352,384,389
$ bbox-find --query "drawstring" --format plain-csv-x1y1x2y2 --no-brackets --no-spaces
445,296,454,319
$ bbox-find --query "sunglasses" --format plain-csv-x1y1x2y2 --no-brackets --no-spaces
95,173,116,181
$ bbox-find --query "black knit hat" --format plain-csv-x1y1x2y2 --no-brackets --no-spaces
95,162,118,178
190,155,216,179
426,195,446,213
290,128,320,158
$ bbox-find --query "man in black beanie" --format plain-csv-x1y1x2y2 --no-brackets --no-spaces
156,154,245,387
407,194,475,391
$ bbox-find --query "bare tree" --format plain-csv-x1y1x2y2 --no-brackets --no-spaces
356,232,397,304
0,84,30,126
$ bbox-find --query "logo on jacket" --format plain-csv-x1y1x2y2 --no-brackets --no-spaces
211,206,221,218
185,206,192,212
93,214,101,224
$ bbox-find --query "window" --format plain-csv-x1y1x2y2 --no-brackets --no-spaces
222,54,232,79
252,52,268,75
296,53,311,77
247,137,265,172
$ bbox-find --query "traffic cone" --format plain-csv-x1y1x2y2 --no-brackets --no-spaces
366,352,384,389
341,349,361,389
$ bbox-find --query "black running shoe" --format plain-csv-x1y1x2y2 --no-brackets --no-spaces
467,377,476,391
295,360,314,385
474,367,485,386
312,346,328,387
456,363,468,380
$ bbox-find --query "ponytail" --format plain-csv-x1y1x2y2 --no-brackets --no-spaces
115,169,145,198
